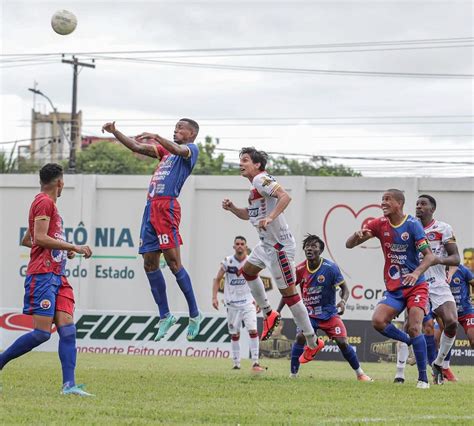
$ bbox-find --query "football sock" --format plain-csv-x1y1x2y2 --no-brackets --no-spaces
411,334,428,383
442,349,452,369
396,342,409,378
174,267,199,318
340,344,360,371
434,332,456,366
231,335,240,366
0,329,50,369
290,343,304,374
380,323,411,345
424,334,436,366
287,300,317,348
249,331,259,363
58,324,77,386
246,277,272,315
146,269,170,319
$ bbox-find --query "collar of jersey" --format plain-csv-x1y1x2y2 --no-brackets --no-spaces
306,258,323,274
423,219,435,230
233,255,247,263
389,214,408,228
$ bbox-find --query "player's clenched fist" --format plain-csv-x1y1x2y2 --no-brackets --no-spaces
74,245,93,259
222,199,234,210
101,121,116,134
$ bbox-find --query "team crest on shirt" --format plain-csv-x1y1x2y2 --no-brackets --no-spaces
317,275,325,283
426,232,436,241
401,232,409,241
453,277,461,284
40,299,51,310
261,176,275,187
388,265,401,279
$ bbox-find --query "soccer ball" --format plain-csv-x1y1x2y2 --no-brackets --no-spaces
51,10,77,35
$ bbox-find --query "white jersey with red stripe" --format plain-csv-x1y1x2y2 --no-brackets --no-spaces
221,255,254,307
247,172,295,249
423,219,456,288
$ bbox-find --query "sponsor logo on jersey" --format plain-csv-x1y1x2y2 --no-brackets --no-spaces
261,177,275,187
248,208,259,218
40,299,52,309
401,232,409,241
388,265,401,279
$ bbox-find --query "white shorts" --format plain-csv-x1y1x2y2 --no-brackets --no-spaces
429,284,456,312
226,304,257,335
247,242,296,289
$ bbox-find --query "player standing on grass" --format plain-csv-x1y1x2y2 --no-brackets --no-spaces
212,236,265,372
102,120,202,341
278,234,372,380
346,189,440,389
222,147,321,362
0,163,93,396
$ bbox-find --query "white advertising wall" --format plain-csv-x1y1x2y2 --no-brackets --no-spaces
1,175,473,359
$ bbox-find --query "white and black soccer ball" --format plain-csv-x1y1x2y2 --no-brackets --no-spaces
51,10,77,35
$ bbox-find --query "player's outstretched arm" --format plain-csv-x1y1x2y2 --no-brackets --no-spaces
346,229,373,248
21,229,32,248
222,199,249,220
212,266,225,310
102,122,157,158
136,132,190,158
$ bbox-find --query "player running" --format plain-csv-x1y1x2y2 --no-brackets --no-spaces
0,164,93,396
102,120,202,341
414,194,460,384
212,236,265,372
279,234,372,381
222,147,321,363
346,189,440,389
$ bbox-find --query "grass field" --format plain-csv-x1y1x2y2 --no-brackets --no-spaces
1,353,473,425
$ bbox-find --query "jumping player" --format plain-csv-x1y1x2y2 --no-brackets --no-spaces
0,163,93,395
102,120,202,341
212,236,264,372
414,194,460,384
279,234,372,381
346,189,439,389
222,147,321,363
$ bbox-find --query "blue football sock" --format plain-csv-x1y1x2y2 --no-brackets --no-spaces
380,323,411,345
424,334,436,366
291,343,304,374
146,269,170,319
0,329,50,370
411,335,428,383
58,324,77,387
340,344,360,371
174,267,199,318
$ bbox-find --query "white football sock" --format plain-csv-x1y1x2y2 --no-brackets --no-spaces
231,339,240,366
246,277,272,316
287,301,317,348
434,332,456,366
249,335,259,363
395,342,409,378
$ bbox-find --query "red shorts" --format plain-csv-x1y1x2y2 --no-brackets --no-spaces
139,198,182,253
379,282,429,315
458,313,474,334
56,276,75,316
310,315,347,339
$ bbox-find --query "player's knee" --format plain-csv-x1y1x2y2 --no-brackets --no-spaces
231,334,240,341
336,339,349,351
143,258,159,272
407,324,422,337
295,333,306,346
32,329,51,344
241,269,257,282
372,316,386,332
443,319,457,336
248,330,258,339
423,320,434,335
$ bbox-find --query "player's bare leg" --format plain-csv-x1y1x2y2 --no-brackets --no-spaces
334,337,372,381
432,301,458,385
163,246,201,341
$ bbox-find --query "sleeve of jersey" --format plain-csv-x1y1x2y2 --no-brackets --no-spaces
220,258,227,271
154,144,167,160
365,217,380,238
186,143,199,166
253,174,280,197
33,197,54,221
442,224,456,244
464,266,474,283
413,221,430,252
332,265,345,287
295,264,304,286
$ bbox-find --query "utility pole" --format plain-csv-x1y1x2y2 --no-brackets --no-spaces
62,56,95,173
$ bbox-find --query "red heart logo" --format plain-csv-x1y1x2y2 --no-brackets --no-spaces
323,204,382,278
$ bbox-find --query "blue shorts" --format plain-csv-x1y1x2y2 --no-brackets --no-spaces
378,283,429,315
23,273,61,317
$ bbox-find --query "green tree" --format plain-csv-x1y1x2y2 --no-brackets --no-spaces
269,155,360,176
193,136,238,175
75,141,156,174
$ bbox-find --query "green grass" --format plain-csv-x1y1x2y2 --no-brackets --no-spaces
1,353,473,425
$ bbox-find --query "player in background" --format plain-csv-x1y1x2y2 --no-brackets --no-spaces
0,164,93,396
413,194,460,384
434,263,474,380
222,147,321,363
212,236,264,372
278,235,372,381
102,120,202,341
346,189,440,389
